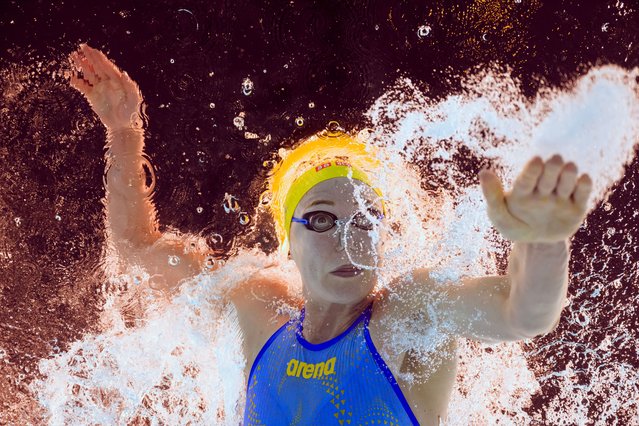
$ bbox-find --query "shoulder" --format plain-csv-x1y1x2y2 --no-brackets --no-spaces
229,267,302,362
229,265,302,316
370,267,438,327
366,268,439,371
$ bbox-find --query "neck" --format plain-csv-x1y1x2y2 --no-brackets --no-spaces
301,296,373,344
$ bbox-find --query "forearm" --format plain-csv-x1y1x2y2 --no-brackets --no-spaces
505,239,570,337
107,127,145,154
104,127,160,249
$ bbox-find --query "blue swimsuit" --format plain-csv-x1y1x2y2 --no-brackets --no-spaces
243,302,420,425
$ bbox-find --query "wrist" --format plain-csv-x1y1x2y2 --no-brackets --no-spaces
106,126,144,136
106,127,145,155
511,240,570,262
524,240,568,249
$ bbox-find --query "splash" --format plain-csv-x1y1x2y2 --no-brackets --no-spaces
33,250,301,425
31,65,639,424
364,64,639,423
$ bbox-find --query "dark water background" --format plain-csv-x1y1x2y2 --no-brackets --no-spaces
1,0,638,423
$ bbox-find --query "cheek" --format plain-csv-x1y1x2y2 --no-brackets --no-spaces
291,232,331,263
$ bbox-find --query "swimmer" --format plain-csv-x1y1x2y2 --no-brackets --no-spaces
67,43,593,425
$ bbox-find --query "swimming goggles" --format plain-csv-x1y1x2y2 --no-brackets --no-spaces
291,208,384,233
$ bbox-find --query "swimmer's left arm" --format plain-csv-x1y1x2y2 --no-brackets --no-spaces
458,153,592,341
409,241,567,344
501,239,570,338
407,154,593,343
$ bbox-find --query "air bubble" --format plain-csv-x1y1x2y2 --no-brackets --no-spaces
260,191,273,204
358,129,372,141
417,25,431,39
14,217,21,227
308,102,315,108
204,255,217,270
223,194,240,213
239,212,250,225
209,102,216,108
242,77,254,96
168,255,180,266
295,117,304,127
55,214,62,221
327,121,342,134
233,116,245,130
170,58,175,64
196,206,203,214
208,233,223,244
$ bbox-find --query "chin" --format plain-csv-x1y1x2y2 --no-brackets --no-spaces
323,273,375,302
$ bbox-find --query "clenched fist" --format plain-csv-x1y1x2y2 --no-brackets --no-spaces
478,154,593,243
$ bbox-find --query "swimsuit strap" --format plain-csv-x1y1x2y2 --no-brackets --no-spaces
297,300,374,334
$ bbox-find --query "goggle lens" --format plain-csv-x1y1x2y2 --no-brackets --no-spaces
299,208,383,233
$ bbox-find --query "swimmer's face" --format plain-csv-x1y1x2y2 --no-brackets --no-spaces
289,178,386,305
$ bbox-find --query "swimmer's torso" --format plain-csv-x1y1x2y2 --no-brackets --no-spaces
244,302,420,425
238,285,458,426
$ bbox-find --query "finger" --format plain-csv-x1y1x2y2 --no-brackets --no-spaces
478,169,505,210
573,174,593,211
512,156,543,198
73,51,100,86
81,44,121,81
556,162,578,200
537,154,564,196
68,72,93,94
479,170,527,233
69,50,84,72
68,51,98,89
79,44,108,82
121,70,140,93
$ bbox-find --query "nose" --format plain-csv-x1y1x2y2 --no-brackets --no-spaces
333,220,347,251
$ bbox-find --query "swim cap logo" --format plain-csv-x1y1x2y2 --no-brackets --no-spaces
315,162,332,172
286,357,336,379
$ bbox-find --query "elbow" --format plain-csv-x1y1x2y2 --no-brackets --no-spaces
512,317,561,339
514,327,546,340
507,304,562,340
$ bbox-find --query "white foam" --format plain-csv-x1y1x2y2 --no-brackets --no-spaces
32,65,639,424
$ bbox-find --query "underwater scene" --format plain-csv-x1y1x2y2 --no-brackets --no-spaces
1,1,638,424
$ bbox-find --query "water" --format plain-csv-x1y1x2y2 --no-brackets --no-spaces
11,65,638,425
1,2,639,425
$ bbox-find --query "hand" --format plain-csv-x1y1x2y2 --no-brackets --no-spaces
478,154,593,243
66,43,144,131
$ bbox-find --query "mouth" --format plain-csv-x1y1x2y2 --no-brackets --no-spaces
330,264,363,277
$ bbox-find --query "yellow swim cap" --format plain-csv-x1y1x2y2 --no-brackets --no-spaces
264,129,385,254
283,159,383,236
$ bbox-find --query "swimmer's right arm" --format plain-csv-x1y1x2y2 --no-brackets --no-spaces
67,44,207,290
